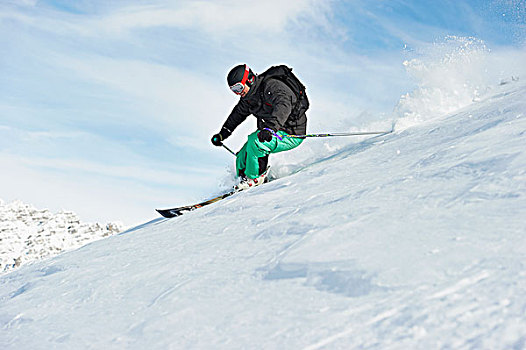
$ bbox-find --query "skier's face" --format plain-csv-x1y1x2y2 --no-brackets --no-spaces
240,85,250,97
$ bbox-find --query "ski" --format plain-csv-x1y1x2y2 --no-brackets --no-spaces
156,190,237,218
156,167,271,218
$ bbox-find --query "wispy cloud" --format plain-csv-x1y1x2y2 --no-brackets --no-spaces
92,1,320,36
16,155,211,187
54,54,228,129
2,0,328,39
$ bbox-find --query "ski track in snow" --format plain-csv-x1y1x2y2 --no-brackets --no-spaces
1,82,526,349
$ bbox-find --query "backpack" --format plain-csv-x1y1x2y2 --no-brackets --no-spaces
258,65,310,119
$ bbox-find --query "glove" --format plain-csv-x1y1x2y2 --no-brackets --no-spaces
211,133,223,146
211,127,231,147
257,128,273,142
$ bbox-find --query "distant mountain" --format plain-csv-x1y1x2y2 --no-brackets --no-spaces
0,199,122,273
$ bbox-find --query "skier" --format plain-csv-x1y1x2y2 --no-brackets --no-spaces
211,64,309,190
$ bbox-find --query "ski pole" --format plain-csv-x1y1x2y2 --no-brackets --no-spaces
221,128,393,156
222,144,237,156
284,130,392,138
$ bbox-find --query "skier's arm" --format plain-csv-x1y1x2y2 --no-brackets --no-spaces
221,99,251,137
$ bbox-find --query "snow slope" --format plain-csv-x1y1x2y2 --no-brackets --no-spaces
1,78,525,348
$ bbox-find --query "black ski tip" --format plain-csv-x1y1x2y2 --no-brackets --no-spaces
156,208,183,218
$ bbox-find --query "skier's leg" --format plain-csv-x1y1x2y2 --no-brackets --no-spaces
244,131,271,179
258,154,269,173
236,134,269,177
270,131,304,153
241,130,305,179
235,142,248,177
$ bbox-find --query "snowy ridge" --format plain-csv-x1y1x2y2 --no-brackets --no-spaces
0,80,525,349
0,199,122,273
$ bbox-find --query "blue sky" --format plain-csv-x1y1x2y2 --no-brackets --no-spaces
1,0,525,225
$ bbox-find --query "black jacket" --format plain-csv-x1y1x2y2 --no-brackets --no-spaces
222,76,307,136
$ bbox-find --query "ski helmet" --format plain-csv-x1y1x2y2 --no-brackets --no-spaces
227,64,255,94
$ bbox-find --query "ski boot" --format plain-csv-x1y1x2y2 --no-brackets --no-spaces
234,167,270,191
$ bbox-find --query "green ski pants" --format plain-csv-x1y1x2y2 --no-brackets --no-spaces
236,130,304,179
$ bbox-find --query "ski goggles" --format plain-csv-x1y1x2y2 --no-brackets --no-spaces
229,65,251,95
229,82,246,94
